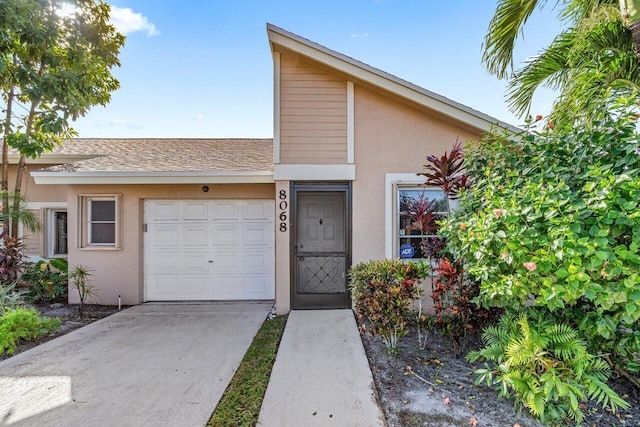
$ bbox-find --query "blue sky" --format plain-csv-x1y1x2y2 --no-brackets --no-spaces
74,1,563,138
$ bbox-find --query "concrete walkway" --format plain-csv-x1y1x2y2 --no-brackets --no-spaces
258,310,385,426
0,302,271,427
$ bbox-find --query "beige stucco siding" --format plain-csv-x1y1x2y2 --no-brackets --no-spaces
66,183,275,305
279,54,348,164
5,165,67,257
352,86,481,264
9,164,68,202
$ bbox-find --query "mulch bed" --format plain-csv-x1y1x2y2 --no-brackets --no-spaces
361,324,640,427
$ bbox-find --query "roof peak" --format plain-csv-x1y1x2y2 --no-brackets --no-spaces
266,23,518,134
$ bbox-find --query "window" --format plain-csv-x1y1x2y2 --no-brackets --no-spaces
385,173,446,260
396,187,446,260
80,195,121,248
45,209,68,257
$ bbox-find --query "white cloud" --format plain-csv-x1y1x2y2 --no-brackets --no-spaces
107,119,142,129
351,32,369,39
193,114,205,120
110,6,159,36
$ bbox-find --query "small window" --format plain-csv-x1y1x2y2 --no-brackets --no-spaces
80,195,121,248
396,186,446,260
45,209,68,257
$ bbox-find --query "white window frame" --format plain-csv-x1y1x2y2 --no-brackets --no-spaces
385,173,447,260
44,208,68,258
79,194,121,249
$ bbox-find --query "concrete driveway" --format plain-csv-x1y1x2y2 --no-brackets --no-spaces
0,302,272,427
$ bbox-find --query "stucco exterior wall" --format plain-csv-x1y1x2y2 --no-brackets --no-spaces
351,86,481,264
8,164,68,202
279,53,348,164
65,183,275,305
5,164,68,256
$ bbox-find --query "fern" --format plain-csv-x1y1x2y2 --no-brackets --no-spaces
467,312,630,425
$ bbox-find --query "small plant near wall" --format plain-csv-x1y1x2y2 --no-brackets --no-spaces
349,259,421,354
467,313,629,425
21,258,68,303
431,258,497,356
0,232,26,285
69,265,97,318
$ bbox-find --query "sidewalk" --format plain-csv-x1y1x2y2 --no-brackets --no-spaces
258,310,385,426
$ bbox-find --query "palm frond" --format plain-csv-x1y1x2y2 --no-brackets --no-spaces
483,0,544,78
507,31,574,117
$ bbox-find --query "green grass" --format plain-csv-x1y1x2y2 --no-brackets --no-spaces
207,314,288,427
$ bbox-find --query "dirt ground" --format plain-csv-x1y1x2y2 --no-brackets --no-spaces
0,303,121,362
361,324,640,427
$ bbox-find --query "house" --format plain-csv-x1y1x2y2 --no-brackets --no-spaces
14,24,516,314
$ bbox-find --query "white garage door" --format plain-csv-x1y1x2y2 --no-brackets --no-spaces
144,200,275,301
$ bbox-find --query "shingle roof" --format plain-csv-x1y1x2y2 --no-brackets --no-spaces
36,138,273,173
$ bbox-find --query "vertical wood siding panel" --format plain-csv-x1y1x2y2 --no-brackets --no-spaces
280,55,348,164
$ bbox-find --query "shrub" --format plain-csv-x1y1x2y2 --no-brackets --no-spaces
467,313,629,425
0,307,60,355
431,258,498,355
0,281,26,313
0,233,26,284
442,114,640,373
349,259,421,353
21,259,68,303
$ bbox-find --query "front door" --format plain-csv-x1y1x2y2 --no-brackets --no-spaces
292,184,351,309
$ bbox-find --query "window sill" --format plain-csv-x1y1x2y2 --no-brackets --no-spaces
77,246,122,251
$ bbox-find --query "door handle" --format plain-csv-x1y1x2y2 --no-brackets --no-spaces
208,260,214,263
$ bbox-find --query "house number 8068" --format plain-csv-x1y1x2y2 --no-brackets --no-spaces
278,190,288,232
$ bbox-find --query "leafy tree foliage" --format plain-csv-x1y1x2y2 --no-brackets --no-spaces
0,0,124,239
442,108,640,379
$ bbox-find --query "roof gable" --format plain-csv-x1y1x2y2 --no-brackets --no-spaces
267,24,518,134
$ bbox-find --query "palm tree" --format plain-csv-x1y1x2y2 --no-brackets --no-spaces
483,0,640,123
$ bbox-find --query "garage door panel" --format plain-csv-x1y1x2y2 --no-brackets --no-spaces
213,201,239,221
245,277,273,298
212,224,240,246
183,201,209,221
244,251,273,274
212,252,240,273
213,277,242,298
148,276,179,299
244,223,273,246
149,224,179,247
181,250,210,274
148,201,179,222
145,199,274,301
182,276,210,298
182,224,209,246
244,201,273,220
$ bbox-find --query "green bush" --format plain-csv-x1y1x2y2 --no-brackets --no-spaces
442,114,640,371
468,313,628,425
0,281,26,313
0,307,60,355
21,259,68,303
349,259,421,353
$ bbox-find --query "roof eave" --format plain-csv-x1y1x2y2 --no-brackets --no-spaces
31,171,275,185
267,23,520,134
